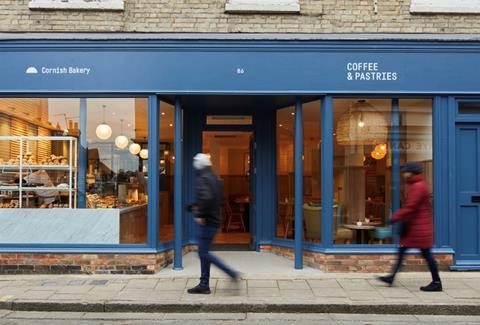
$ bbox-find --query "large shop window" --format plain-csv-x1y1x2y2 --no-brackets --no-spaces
333,98,432,245
86,98,149,244
0,97,151,245
276,100,322,242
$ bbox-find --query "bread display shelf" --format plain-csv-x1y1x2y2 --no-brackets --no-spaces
0,136,78,209
0,165,74,171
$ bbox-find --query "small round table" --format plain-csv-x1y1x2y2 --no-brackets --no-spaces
343,224,376,244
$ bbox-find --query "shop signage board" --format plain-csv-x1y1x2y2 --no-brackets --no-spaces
0,43,479,93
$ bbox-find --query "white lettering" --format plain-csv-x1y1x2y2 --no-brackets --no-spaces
346,62,398,82
39,66,91,75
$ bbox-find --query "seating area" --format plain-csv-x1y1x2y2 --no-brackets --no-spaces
277,200,392,244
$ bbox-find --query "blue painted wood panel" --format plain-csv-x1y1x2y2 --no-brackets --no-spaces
455,123,480,263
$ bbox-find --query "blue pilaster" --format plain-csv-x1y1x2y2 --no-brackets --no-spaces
78,98,87,209
294,99,303,269
321,96,334,247
173,98,183,270
148,96,159,247
391,99,401,214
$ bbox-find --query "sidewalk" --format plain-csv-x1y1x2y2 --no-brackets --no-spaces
0,252,480,315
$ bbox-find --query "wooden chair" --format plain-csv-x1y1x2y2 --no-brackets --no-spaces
225,200,246,232
303,204,321,242
334,203,353,244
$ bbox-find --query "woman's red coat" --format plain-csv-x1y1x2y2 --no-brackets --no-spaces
392,174,434,249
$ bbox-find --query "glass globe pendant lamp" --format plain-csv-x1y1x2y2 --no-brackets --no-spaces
139,149,149,159
129,143,141,155
115,119,129,149
95,105,112,140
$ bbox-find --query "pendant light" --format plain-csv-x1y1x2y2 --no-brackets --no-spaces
129,143,141,155
336,100,388,145
95,105,112,140
139,149,149,159
115,119,129,149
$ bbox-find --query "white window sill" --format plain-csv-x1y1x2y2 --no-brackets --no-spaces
410,0,480,14
225,0,300,14
29,0,124,10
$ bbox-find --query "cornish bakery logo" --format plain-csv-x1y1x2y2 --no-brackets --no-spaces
25,65,91,75
25,66,38,74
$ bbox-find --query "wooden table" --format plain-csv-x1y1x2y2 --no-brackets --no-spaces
343,224,376,244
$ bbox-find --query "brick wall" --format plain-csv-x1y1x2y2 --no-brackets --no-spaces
0,246,196,274
0,0,479,34
260,245,453,272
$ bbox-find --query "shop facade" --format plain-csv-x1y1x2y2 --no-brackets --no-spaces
0,36,479,273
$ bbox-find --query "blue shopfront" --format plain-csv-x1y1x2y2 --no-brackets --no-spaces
0,36,479,273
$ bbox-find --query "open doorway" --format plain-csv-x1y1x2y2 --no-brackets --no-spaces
202,131,253,250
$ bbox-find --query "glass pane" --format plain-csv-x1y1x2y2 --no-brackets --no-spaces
303,100,321,243
207,115,252,125
86,98,148,244
399,99,433,198
276,106,295,239
459,102,480,115
333,99,391,245
159,101,175,242
0,98,81,243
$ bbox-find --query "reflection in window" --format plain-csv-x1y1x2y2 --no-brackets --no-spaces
399,99,433,198
276,106,295,238
334,99,391,245
159,102,175,242
86,98,148,244
302,101,321,243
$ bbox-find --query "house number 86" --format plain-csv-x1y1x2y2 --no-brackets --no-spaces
236,68,245,74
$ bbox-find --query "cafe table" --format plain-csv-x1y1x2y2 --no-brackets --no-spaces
343,224,377,244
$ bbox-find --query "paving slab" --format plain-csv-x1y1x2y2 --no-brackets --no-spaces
330,313,418,321
415,314,480,322
445,289,480,299
82,312,165,320
163,313,246,320
125,279,159,290
338,279,376,291
20,290,56,300
376,288,416,299
312,288,348,298
214,289,247,297
277,280,310,290
216,279,247,290
56,286,94,294
307,279,342,288
247,280,277,288
0,310,12,318
247,288,280,297
5,311,85,319
247,313,332,320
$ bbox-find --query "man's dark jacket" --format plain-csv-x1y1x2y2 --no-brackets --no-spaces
195,166,223,227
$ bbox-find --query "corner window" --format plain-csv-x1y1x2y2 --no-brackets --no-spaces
333,98,433,245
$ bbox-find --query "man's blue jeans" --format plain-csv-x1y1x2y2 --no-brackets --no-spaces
198,224,237,289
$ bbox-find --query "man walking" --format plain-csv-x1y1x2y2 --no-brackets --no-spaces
187,153,240,294
377,162,442,292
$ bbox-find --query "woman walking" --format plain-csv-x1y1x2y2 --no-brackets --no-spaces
377,162,442,292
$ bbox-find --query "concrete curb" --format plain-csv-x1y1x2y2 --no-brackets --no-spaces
1,301,480,315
